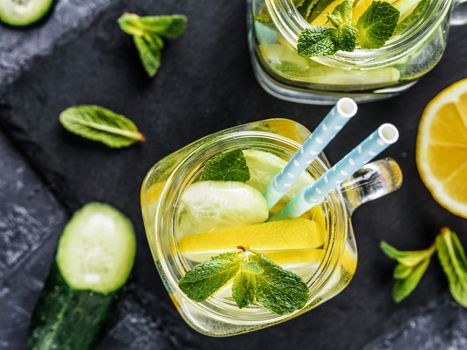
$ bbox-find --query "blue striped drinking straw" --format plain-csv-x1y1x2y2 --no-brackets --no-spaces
270,123,399,221
264,97,358,209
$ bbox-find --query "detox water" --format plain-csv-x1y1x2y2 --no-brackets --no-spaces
173,148,357,315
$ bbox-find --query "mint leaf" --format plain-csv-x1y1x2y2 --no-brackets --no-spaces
380,241,434,267
133,36,161,77
200,149,250,182
392,257,431,303
118,13,187,39
357,1,400,49
59,105,145,148
298,1,356,56
332,24,357,52
393,264,413,279
232,261,263,308
178,252,242,302
252,253,309,314
297,27,337,57
436,228,467,307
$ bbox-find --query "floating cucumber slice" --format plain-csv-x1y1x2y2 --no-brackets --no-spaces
393,0,424,21
302,66,400,87
261,44,400,88
176,181,269,237
244,149,314,201
259,44,320,77
0,0,54,27
395,0,429,34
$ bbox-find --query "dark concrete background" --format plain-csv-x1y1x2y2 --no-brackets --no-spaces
0,0,466,349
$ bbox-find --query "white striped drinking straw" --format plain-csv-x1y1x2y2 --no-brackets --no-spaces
270,124,399,221
263,97,358,209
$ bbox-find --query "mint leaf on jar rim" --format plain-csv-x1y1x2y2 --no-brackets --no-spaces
436,228,467,307
357,1,400,49
200,149,250,182
59,105,145,148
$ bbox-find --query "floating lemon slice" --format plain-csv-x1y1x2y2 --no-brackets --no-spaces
179,219,325,263
416,78,467,218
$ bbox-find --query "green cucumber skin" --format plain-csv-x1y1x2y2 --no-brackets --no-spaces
27,265,119,350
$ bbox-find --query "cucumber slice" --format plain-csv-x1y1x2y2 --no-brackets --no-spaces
57,203,136,294
0,0,54,27
28,203,136,350
393,0,423,21
176,181,269,237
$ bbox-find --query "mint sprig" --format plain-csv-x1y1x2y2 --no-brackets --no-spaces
381,241,435,302
200,149,250,182
118,13,187,77
381,227,467,306
179,250,309,314
59,105,145,148
297,0,400,57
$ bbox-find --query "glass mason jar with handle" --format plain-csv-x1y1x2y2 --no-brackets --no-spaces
248,0,467,105
141,119,402,337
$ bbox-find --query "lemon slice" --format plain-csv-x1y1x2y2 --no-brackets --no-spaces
176,181,269,237
179,218,324,261
416,78,467,218
244,149,314,201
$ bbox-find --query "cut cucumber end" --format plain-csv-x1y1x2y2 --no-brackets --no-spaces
56,203,136,294
0,0,54,27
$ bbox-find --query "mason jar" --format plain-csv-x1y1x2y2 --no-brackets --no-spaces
248,0,467,104
141,119,403,336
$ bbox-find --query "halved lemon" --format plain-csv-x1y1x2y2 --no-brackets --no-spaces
416,78,467,218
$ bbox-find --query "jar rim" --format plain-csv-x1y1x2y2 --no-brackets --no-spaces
152,130,350,324
266,0,452,68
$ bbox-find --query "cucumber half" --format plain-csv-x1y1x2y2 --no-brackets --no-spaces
28,203,136,350
57,203,136,294
0,0,54,27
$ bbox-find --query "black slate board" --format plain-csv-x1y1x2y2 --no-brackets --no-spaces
0,0,466,349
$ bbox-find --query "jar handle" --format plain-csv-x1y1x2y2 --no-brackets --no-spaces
339,158,403,214
452,0,467,26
